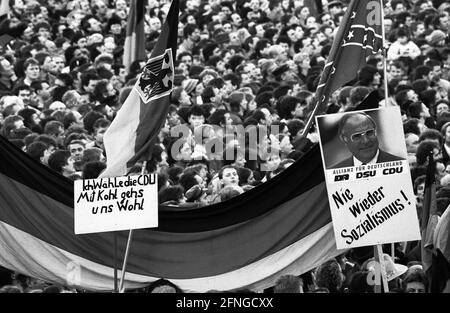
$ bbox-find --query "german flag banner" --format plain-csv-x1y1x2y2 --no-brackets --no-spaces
0,135,341,292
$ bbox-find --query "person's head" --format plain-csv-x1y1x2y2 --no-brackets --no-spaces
274,275,304,293
358,66,381,87
315,259,344,293
158,185,186,204
349,86,370,106
26,141,48,163
337,86,353,107
43,120,64,138
426,60,442,82
405,132,420,154
416,139,441,166
328,1,343,17
178,169,203,192
411,21,426,38
187,105,205,129
403,269,428,293
419,129,443,146
80,72,100,93
172,139,192,162
441,122,450,145
414,175,426,199
218,165,239,187
396,27,410,45
389,61,406,80
83,111,105,135
219,185,243,202
264,152,282,172
348,271,374,293
183,23,201,42
146,278,183,293
82,161,106,179
23,58,40,81
338,113,379,163
67,140,86,162
47,150,75,176
82,147,105,164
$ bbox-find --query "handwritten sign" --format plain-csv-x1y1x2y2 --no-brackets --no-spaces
316,107,421,249
74,175,158,234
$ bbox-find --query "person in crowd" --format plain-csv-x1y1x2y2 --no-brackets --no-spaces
331,112,404,168
274,275,304,293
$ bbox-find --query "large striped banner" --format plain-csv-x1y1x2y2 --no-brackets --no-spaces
0,135,341,292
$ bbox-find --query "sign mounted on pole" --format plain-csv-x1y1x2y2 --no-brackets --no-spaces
74,174,158,234
316,107,421,249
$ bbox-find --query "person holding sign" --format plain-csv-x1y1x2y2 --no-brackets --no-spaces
331,112,404,169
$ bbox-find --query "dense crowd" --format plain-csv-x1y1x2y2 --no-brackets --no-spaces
0,0,450,293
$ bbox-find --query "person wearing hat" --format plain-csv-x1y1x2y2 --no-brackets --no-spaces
365,253,408,291
327,1,344,19
426,29,447,48
182,78,201,105
182,78,199,96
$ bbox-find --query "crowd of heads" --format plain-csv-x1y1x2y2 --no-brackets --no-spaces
0,0,450,293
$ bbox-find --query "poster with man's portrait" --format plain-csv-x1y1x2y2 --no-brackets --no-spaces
316,107,421,249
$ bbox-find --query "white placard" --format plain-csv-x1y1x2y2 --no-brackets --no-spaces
74,174,158,234
316,107,421,249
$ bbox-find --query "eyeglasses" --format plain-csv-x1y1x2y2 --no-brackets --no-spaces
70,148,84,153
348,129,376,142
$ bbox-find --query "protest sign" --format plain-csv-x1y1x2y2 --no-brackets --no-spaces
74,174,158,234
316,107,421,249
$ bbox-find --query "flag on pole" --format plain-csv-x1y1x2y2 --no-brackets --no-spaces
0,0,9,15
123,0,147,71
421,152,439,276
314,0,383,114
101,0,179,178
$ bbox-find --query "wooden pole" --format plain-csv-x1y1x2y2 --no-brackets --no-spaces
118,161,147,293
118,230,133,293
374,244,389,293
114,233,118,293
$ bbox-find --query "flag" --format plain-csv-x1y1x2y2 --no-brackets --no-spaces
101,0,179,178
430,203,450,293
0,135,340,292
421,152,439,277
122,0,147,71
0,0,9,15
314,0,383,114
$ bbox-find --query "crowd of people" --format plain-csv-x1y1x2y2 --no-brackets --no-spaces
0,0,450,293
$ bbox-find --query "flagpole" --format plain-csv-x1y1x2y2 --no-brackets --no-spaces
119,161,147,293
118,231,133,293
379,0,390,105
380,0,395,262
301,98,322,137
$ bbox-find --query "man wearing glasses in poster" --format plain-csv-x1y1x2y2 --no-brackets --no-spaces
331,112,404,169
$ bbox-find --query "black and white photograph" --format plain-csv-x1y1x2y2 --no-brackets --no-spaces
316,108,407,170
0,0,449,301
